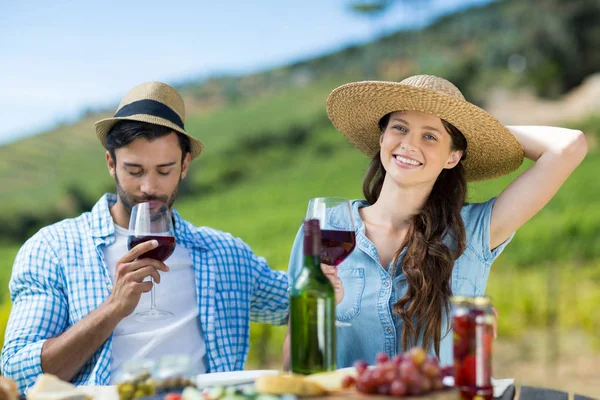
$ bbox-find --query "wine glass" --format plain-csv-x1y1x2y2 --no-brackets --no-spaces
128,201,176,321
306,197,357,327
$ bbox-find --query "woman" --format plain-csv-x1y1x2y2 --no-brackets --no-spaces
285,75,587,368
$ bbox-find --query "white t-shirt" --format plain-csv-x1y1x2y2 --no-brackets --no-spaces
103,224,207,383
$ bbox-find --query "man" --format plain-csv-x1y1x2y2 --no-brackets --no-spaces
1,82,330,392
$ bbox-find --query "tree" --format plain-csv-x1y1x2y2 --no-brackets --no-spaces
348,0,393,16
346,0,433,78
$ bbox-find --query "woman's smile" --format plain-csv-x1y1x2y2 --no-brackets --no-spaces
392,154,423,168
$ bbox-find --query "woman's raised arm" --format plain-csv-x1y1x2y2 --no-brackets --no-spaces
490,126,588,249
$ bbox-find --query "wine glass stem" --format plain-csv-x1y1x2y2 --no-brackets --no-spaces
150,278,156,310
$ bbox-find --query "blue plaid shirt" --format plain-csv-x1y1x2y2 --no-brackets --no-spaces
1,194,289,393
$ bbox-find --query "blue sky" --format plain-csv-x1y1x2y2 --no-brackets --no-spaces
0,0,492,145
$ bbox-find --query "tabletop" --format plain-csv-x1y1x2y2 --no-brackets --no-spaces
79,384,598,400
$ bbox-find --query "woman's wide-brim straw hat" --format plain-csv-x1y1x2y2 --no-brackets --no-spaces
326,75,524,181
95,82,204,159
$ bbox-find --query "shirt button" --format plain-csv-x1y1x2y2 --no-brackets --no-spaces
383,281,390,288
386,327,393,334
107,283,113,291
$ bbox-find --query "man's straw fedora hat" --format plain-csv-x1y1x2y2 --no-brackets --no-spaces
95,82,204,159
326,74,524,181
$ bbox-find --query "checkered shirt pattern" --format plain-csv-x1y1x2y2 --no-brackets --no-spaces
1,194,289,393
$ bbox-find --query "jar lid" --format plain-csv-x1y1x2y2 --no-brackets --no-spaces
118,359,156,383
155,355,192,380
450,296,473,305
473,296,492,306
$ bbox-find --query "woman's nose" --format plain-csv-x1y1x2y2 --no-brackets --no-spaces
401,133,418,151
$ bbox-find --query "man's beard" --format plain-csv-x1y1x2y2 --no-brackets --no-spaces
115,172,181,216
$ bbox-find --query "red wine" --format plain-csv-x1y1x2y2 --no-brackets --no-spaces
127,235,175,262
320,230,356,266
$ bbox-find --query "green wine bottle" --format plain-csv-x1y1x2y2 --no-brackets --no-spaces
290,219,336,374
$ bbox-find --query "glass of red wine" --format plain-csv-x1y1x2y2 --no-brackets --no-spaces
306,197,357,327
128,201,176,321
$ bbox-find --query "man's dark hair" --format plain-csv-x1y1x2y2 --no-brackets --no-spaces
105,120,191,163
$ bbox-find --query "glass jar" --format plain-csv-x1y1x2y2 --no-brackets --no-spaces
153,355,196,393
452,296,494,400
451,296,473,388
116,359,156,400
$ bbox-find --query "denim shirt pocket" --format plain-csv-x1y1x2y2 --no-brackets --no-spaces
336,268,365,322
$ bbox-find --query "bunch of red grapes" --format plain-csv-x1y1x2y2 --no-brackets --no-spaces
341,348,453,397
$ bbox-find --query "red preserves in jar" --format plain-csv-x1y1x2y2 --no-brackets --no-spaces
451,296,472,388
451,296,494,400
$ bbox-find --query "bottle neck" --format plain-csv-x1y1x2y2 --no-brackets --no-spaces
303,254,321,268
303,236,321,265
303,232,321,257
301,218,326,278
302,255,329,283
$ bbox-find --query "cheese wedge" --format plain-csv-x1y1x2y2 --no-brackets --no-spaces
255,373,326,396
304,368,357,392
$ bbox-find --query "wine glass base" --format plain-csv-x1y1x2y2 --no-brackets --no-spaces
134,308,174,322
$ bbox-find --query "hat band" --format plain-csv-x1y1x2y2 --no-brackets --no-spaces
114,99,184,129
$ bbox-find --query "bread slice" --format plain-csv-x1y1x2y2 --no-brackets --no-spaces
27,375,90,400
0,377,18,400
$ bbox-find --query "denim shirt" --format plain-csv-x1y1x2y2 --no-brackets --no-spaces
287,198,512,368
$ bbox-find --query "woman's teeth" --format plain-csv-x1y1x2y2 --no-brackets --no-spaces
394,155,422,166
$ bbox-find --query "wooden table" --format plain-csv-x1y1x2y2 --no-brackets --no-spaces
321,387,597,400
80,385,598,400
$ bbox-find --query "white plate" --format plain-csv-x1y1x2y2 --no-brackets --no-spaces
195,370,279,389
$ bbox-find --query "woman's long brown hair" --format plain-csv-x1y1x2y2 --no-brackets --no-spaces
362,113,468,357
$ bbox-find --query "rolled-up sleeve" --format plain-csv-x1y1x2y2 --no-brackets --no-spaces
246,241,289,325
1,230,68,393
460,197,516,292
463,197,515,263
